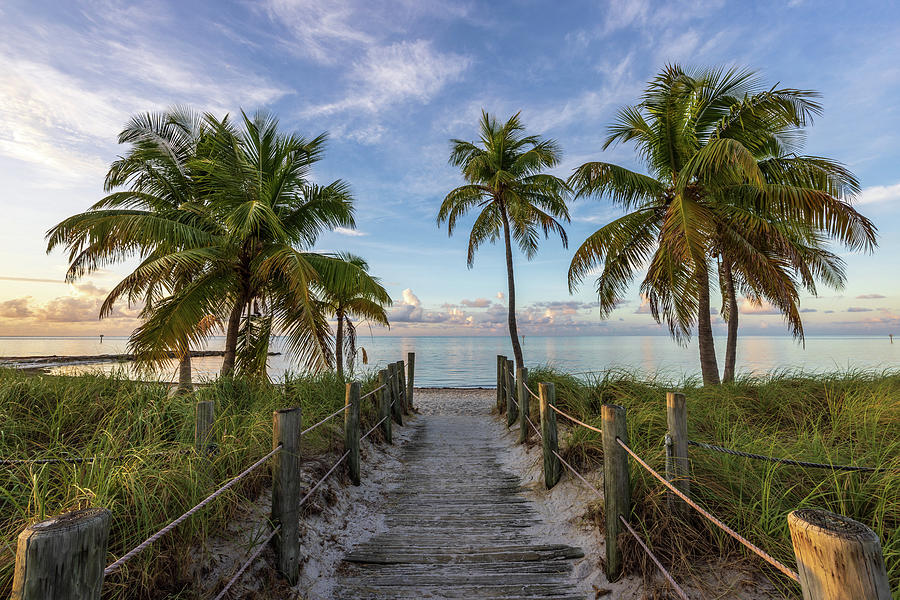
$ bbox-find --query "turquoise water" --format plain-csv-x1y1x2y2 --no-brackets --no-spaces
1,335,897,387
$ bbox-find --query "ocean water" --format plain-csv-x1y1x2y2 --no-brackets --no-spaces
1,335,897,387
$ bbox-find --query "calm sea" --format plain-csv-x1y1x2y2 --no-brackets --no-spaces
0,335,896,387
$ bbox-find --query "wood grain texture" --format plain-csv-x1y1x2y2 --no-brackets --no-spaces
602,403,630,581
271,407,301,582
337,416,584,599
345,382,361,486
517,367,529,444
539,382,561,489
665,391,690,514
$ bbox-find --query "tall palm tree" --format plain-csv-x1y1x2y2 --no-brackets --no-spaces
46,107,215,393
438,111,570,370
319,253,391,378
125,111,369,380
568,66,876,385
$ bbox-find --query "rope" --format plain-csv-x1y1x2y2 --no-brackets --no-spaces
616,438,800,583
361,415,388,441
525,415,542,440
212,524,280,600
104,445,282,575
359,384,387,401
687,440,882,472
548,404,602,434
298,451,350,508
523,382,540,400
1,456,109,466
301,405,348,436
619,515,691,600
552,450,603,499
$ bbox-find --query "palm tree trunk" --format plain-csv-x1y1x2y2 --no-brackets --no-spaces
176,352,193,394
722,260,739,383
696,264,721,385
221,298,243,377
499,204,524,370
335,309,344,380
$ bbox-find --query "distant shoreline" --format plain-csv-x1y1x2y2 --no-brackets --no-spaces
0,350,281,370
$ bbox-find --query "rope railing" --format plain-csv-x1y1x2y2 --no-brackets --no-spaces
618,515,690,600
301,405,348,436
551,450,602,499
688,440,882,472
525,414,542,440
104,445,283,575
213,524,281,600
616,437,800,583
523,382,540,400
298,450,351,508
361,415,389,441
359,383,387,402
548,404,602,434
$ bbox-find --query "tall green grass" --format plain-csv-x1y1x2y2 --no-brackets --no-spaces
527,366,899,598
0,368,383,599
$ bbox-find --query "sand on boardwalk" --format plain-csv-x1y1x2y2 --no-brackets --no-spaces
197,388,781,599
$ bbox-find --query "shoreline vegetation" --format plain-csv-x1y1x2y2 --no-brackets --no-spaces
0,350,281,371
1,367,896,598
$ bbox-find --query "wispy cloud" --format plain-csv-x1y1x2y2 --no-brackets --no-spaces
333,227,366,237
857,181,900,205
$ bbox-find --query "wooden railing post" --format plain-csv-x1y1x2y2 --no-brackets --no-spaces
396,360,409,416
506,360,519,427
406,352,415,411
496,355,506,412
788,509,891,600
194,399,215,453
505,358,514,418
345,382,361,486
665,392,689,514
517,367,529,444
601,403,631,581
378,369,392,444
388,363,402,426
538,382,561,489
11,507,111,600
271,407,301,583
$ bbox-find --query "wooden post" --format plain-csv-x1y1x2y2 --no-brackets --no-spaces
506,359,517,426
496,355,506,412
388,363,402,426
11,507,111,600
539,382,561,489
788,509,891,600
378,369,392,444
396,360,409,416
517,367,529,444
665,392,689,514
271,407,300,583
345,382,361,486
194,399,214,453
602,404,631,581
406,352,415,411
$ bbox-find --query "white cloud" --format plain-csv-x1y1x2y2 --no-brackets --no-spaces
857,182,900,205
304,40,470,117
334,227,366,237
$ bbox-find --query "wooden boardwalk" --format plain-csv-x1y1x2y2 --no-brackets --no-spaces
336,415,585,599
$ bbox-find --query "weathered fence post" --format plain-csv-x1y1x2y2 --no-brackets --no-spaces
406,352,415,411
345,382,361,486
788,509,891,600
496,355,506,412
194,399,215,453
539,382,561,489
506,360,519,427
601,403,631,581
665,392,689,514
11,507,111,600
271,407,301,583
396,360,409,416
388,363,403,426
505,358,514,418
517,366,529,444
378,369,392,444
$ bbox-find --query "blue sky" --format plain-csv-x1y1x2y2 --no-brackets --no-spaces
0,0,898,337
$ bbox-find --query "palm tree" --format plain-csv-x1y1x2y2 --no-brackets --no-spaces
46,107,215,393
319,253,391,378
438,111,570,370
125,111,370,380
568,66,876,385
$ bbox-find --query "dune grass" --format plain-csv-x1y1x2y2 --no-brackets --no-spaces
0,367,384,599
524,366,899,597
